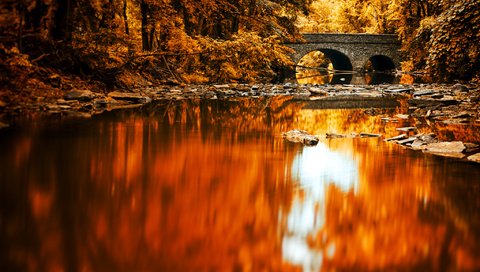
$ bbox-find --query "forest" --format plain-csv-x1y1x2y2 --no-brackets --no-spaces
0,0,479,103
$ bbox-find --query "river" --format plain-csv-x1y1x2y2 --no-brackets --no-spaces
1,96,479,271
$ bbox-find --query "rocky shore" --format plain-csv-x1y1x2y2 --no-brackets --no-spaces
1,82,479,162
1,82,478,119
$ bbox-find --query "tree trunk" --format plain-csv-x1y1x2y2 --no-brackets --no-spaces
52,0,74,42
141,0,151,51
123,0,129,35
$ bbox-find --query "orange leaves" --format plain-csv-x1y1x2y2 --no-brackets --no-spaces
188,31,294,82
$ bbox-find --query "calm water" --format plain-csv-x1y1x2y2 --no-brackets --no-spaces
1,97,480,271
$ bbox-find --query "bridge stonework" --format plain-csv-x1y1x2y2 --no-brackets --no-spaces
285,33,401,71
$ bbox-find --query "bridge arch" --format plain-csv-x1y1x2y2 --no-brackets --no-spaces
319,49,353,71
365,55,396,71
296,49,353,84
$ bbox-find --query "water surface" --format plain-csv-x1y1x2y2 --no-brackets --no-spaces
1,97,479,271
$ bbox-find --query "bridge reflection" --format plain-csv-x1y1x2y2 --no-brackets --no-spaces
295,50,398,84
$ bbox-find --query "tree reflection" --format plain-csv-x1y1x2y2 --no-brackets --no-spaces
1,97,479,271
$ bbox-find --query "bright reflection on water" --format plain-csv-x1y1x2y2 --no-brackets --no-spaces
1,97,480,271
283,143,358,271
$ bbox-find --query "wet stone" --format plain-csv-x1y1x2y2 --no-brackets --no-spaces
396,127,417,132
326,133,347,139
64,89,96,101
309,87,328,96
467,153,480,163
108,91,152,103
384,88,412,94
360,132,382,138
409,98,459,108
431,94,444,99
409,134,437,150
424,151,465,159
424,141,466,154
452,84,469,93
385,134,407,142
452,112,471,118
397,137,417,145
413,90,435,97
282,129,319,146
465,143,480,153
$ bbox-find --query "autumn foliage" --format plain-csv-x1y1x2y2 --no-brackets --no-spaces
0,0,311,92
0,0,479,103
297,0,480,82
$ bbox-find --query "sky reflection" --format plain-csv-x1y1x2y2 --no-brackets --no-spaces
283,142,358,272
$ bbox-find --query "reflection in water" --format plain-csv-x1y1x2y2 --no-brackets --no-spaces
283,143,358,271
1,97,480,271
296,71,399,85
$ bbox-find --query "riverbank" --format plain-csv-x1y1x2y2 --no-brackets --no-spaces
1,82,479,120
1,82,480,162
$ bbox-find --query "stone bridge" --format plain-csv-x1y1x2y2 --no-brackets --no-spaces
285,33,401,72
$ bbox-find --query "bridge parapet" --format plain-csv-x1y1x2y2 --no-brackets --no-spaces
292,33,401,45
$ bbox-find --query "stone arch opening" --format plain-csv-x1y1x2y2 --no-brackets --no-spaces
321,49,353,71
364,55,397,84
295,49,353,84
365,55,396,71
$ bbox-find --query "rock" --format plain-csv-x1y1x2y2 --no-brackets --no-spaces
326,133,346,138
467,153,480,163
381,117,398,123
108,91,152,103
417,133,436,144
410,134,436,150
94,99,109,106
442,118,470,124
282,129,319,146
452,84,469,93
213,84,230,88
430,94,444,99
394,114,409,119
385,134,407,142
452,112,471,118
396,127,417,132
309,87,328,96
408,98,459,108
397,137,417,145
47,104,71,110
413,90,435,97
425,152,465,159
424,141,466,154
384,88,412,94
64,89,95,101
464,143,480,153
360,132,382,138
